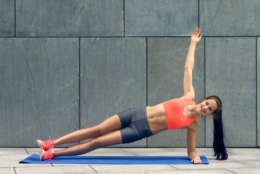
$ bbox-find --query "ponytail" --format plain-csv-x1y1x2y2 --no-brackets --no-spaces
213,110,228,160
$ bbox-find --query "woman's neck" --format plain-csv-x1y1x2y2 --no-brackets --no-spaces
186,104,200,117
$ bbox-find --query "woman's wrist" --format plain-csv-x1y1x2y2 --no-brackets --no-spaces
188,151,197,158
190,40,198,45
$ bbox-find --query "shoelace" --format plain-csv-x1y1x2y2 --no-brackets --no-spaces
43,150,54,160
42,139,54,150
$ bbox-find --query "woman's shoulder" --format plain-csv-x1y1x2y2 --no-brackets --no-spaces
163,95,194,105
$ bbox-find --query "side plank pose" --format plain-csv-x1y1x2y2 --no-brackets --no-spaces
37,28,228,164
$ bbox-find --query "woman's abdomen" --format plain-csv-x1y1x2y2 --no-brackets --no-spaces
146,104,168,134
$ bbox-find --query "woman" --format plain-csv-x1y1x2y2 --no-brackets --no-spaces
37,28,228,163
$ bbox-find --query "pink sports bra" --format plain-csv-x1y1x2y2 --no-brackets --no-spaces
163,97,197,129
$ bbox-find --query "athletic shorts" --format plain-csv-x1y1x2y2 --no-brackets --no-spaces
117,107,153,144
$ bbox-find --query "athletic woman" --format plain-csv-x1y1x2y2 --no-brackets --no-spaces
37,28,228,163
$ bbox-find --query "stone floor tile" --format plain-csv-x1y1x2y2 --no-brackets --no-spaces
237,160,260,168
0,148,27,155
98,172,147,174
173,160,247,170
228,167,260,174
147,168,233,174
15,166,96,174
90,164,175,172
1,153,51,168
228,148,260,155
0,168,15,174
228,154,260,161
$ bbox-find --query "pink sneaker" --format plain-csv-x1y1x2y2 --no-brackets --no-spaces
40,149,55,160
36,139,55,151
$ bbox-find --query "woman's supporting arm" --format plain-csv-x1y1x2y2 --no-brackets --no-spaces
187,121,201,164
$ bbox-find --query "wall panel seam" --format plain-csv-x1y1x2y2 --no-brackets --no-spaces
204,37,206,147
123,0,125,37
198,0,200,27
79,37,81,130
3,35,260,38
256,37,258,147
14,0,16,37
146,37,148,148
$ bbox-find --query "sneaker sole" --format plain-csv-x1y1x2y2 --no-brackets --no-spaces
39,149,44,160
36,139,43,149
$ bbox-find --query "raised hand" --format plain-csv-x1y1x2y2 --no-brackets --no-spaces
191,28,202,43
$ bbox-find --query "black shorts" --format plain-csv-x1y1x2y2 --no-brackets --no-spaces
117,107,153,144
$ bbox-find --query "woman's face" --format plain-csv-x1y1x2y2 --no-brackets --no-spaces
199,99,218,116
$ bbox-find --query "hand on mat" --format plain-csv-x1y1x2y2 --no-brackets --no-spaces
191,28,202,43
190,154,202,164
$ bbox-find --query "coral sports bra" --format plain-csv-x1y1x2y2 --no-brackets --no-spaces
163,97,197,130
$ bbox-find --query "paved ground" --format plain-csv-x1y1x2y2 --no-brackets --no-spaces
0,148,259,174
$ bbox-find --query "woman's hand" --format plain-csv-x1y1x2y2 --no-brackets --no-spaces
189,153,202,164
191,28,202,43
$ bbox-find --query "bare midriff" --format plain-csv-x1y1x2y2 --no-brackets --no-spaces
146,104,168,134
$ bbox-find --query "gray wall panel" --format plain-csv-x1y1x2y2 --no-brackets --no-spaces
0,38,79,147
200,0,260,36
147,38,205,147
0,0,14,36
206,38,256,147
125,0,197,36
16,0,123,36
80,38,146,147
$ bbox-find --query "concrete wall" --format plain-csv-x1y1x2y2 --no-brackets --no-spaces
0,0,259,147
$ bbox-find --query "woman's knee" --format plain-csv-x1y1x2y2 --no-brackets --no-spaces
96,115,122,135
89,138,103,149
86,126,102,138
89,131,122,149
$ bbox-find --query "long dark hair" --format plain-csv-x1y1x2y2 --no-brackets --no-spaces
205,96,228,160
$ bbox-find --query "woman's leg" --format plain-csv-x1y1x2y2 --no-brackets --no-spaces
54,114,122,146
53,130,122,156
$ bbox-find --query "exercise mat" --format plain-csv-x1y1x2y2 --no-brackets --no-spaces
20,154,209,164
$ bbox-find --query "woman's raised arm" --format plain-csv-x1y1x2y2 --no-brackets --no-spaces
183,28,202,98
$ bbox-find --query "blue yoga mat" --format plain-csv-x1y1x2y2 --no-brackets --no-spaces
20,154,209,164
